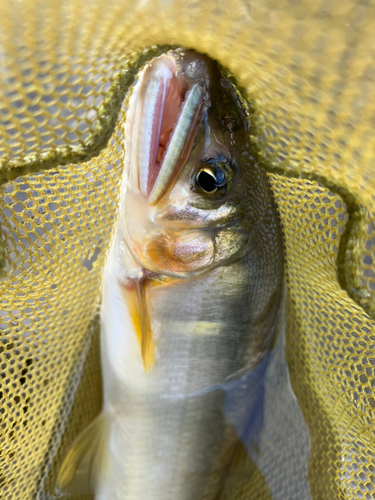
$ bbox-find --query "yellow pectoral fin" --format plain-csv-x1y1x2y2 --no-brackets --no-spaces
56,411,110,496
127,278,154,372
137,280,154,372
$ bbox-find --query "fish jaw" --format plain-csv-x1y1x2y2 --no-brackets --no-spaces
148,83,205,205
125,53,205,202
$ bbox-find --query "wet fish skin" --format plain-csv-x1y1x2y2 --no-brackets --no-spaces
57,49,284,500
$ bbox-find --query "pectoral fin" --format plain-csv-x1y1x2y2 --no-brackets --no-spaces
56,411,110,495
120,278,155,372
134,278,155,372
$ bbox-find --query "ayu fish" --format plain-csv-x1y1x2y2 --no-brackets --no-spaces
57,49,284,500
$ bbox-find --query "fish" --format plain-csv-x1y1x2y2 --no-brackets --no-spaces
56,49,284,500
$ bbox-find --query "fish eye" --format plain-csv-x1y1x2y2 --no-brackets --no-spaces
195,168,224,193
194,156,233,196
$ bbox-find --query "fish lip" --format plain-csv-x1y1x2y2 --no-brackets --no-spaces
125,53,178,198
148,83,206,206
126,50,208,205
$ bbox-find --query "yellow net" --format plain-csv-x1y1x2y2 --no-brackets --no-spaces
0,0,374,499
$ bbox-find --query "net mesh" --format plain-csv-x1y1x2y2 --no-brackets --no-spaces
0,0,374,499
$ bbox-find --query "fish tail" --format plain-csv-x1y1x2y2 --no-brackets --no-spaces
56,411,111,496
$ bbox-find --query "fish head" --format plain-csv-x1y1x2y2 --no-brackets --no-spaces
121,49,267,278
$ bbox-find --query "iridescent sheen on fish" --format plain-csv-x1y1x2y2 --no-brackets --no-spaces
57,48,284,500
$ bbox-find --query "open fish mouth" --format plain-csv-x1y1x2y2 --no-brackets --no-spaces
126,53,206,205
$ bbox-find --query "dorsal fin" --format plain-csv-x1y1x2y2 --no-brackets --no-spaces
56,411,110,495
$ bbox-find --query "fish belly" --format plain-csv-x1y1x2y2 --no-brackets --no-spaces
99,256,263,500
97,392,234,500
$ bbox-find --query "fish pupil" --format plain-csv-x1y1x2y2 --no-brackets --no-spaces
196,169,220,193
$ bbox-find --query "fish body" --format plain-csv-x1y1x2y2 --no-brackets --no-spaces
57,49,284,499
